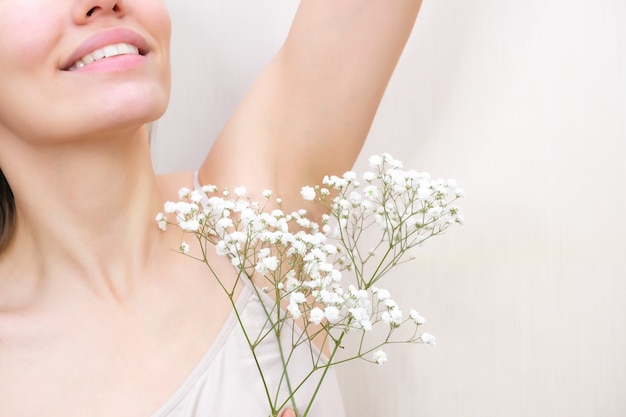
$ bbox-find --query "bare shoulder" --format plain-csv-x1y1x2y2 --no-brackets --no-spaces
0,252,238,417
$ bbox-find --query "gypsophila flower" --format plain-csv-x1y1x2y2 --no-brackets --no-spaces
373,287,391,301
348,191,362,203
180,242,190,255
348,307,368,322
420,333,436,346
290,292,307,305
410,309,426,325
216,217,234,231
157,153,463,417
255,256,279,274
373,350,387,364
287,302,302,319
362,171,376,181
178,187,191,199
163,201,177,214
360,319,373,331
363,184,380,199
155,213,167,231
300,186,316,201
324,306,340,322
309,307,325,325
179,219,201,232
234,186,247,197
214,241,229,256
343,171,357,182
384,153,403,168
368,154,383,167
190,190,203,203
201,184,217,193
417,186,433,200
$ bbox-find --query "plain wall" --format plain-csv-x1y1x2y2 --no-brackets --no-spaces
154,1,626,416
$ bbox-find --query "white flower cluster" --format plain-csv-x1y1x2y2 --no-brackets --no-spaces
157,154,461,372
305,153,464,289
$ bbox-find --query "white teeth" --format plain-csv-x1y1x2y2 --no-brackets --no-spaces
68,43,140,71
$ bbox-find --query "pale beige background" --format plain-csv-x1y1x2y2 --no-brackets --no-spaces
154,1,626,416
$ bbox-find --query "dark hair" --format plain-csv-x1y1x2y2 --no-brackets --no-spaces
0,167,15,252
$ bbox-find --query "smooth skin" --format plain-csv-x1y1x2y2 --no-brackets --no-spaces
0,0,422,416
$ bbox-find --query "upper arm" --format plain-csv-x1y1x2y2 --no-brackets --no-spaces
199,0,423,214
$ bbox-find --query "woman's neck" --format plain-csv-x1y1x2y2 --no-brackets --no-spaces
0,127,170,304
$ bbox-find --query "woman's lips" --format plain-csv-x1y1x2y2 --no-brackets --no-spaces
67,43,141,71
61,27,149,71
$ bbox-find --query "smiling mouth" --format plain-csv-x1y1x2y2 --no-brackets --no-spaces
65,43,146,71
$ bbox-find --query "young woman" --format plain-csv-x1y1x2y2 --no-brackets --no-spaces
0,0,422,415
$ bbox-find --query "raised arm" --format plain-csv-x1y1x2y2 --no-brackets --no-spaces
200,0,423,213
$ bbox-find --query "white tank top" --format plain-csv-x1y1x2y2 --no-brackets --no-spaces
149,281,346,417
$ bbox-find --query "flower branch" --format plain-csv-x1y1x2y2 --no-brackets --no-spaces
156,153,463,416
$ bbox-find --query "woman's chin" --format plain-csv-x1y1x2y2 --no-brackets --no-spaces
99,84,170,124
